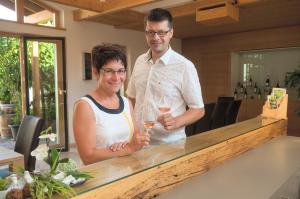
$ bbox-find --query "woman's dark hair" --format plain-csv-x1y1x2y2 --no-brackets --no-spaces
92,45,127,72
144,8,173,29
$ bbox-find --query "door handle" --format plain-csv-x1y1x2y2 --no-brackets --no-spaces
59,89,67,95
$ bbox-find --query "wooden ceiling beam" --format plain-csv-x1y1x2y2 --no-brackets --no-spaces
73,0,160,21
45,0,162,14
44,0,106,11
29,0,61,27
24,9,53,23
73,9,99,21
74,9,145,22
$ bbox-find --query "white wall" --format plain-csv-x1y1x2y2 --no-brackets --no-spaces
0,4,182,144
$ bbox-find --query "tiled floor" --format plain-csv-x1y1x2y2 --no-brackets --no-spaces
0,138,15,149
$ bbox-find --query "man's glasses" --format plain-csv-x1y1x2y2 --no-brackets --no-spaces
100,68,126,77
145,30,170,37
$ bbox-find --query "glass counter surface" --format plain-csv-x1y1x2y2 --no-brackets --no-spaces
74,116,282,195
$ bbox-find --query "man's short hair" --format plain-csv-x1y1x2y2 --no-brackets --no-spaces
144,8,173,29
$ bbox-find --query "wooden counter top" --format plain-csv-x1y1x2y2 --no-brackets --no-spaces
67,116,286,199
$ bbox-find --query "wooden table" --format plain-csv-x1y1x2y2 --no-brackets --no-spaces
0,145,24,171
67,116,287,199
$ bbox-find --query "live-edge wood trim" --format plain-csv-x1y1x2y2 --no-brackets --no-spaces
71,119,286,199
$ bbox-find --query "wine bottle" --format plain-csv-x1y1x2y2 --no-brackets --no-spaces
265,75,270,87
234,89,238,99
284,73,288,88
276,81,280,88
257,89,262,99
249,76,253,87
253,82,258,93
240,84,244,93
243,89,248,99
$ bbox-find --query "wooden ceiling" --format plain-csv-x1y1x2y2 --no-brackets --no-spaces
44,0,300,39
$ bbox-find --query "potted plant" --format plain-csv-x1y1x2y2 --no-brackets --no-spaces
8,102,22,141
286,64,300,116
8,93,22,140
0,37,21,138
0,127,93,199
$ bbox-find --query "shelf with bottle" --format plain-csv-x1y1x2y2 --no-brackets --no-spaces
234,75,284,100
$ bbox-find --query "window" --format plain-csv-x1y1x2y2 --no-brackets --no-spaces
0,0,60,28
0,2,16,21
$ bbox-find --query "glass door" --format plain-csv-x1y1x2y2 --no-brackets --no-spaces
23,37,68,150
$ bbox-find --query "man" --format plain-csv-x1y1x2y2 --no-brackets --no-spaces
126,8,204,144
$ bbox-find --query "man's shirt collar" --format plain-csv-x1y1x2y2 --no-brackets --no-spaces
144,46,173,65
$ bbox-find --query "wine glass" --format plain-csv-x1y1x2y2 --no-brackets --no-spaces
141,110,155,148
158,95,172,114
142,113,155,134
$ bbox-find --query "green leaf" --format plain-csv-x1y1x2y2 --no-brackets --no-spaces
50,148,59,164
66,170,93,180
50,148,60,173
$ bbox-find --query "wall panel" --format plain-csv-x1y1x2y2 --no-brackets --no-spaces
182,25,300,135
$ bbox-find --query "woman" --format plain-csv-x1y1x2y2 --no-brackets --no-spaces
73,45,150,165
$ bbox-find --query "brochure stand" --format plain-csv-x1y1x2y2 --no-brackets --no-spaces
261,94,288,120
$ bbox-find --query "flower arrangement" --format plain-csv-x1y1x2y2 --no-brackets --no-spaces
31,126,69,175
0,127,92,199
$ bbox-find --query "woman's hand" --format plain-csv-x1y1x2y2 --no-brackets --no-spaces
109,141,129,152
135,131,150,149
128,131,150,151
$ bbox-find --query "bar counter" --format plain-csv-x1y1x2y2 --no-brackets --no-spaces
69,116,286,199
158,135,300,199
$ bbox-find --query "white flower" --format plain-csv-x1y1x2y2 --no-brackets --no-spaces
9,174,18,185
52,172,65,181
43,186,48,193
33,169,41,174
62,175,76,185
24,171,33,184
31,144,48,160
39,133,57,142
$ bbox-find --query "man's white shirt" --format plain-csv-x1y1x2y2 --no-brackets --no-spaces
126,47,204,144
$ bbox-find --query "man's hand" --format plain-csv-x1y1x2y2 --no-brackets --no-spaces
157,113,178,130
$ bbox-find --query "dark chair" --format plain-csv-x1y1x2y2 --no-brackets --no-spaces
14,115,44,171
193,103,216,134
210,97,234,130
225,100,242,125
185,103,216,137
185,122,195,137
